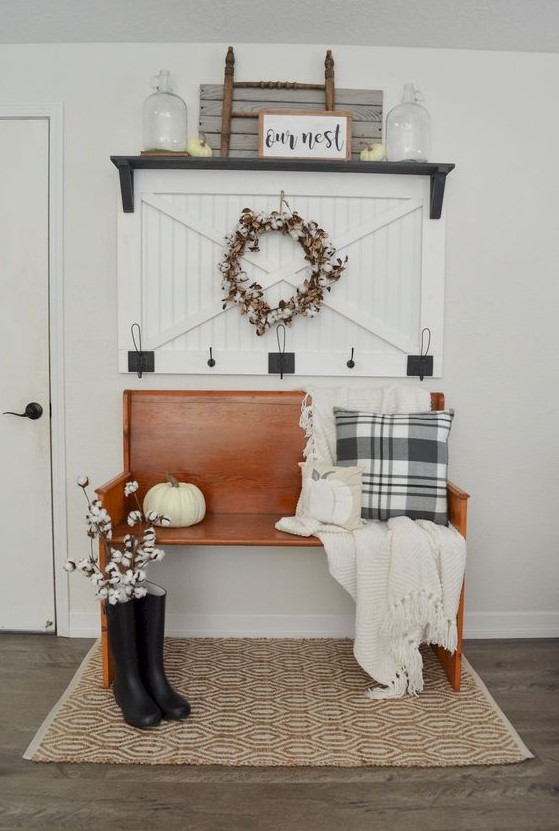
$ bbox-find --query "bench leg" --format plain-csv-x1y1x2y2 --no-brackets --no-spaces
431,581,465,691
100,603,114,689
97,536,114,689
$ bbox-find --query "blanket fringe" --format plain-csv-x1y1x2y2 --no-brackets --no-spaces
428,617,458,655
299,391,315,460
382,591,456,649
371,591,458,697
366,672,410,700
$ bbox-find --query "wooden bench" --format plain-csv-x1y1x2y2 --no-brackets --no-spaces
97,389,469,691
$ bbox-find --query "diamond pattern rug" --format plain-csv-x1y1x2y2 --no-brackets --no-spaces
24,638,533,767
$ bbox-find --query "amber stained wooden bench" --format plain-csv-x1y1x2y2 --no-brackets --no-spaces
97,389,469,691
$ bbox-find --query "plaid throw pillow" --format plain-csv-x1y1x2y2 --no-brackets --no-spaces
334,408,454,525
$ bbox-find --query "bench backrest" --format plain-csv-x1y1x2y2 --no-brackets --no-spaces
123,390,444,516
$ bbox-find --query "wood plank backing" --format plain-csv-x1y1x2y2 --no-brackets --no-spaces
202,85,383,105
200,85,383,158
126,390,307,516
430,391,445,410
124,390,447,517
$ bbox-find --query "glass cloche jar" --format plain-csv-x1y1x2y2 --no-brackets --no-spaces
386,82,431,162
143,70,187,152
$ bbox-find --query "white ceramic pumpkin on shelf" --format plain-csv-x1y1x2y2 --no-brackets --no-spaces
143,474,206,527
186,135,213,157
301,469,353,526
359,143,386,161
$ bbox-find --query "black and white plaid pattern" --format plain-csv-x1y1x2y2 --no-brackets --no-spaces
334,408,454,525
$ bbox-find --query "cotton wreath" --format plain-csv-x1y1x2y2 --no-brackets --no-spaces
219,208,348,336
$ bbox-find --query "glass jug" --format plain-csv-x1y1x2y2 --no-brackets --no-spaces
143,70,187,152
386,83,431,162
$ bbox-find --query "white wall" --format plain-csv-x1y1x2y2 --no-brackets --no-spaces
1,42,557,638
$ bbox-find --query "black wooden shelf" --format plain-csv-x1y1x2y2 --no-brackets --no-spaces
110,156,455,219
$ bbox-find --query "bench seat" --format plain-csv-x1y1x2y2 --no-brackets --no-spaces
110,511,322,547
105,485,468,547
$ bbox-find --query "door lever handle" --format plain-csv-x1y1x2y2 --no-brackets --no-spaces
2,402,43,420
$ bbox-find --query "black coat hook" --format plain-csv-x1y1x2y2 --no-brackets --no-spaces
131,323,143,379
346,347,356,369
419,328,431,381
127,322,154,376
277,325,286,380
407,327,433,381
207,347,216,368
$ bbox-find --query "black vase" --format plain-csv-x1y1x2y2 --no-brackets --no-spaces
105,600,162,729
134,583,191,720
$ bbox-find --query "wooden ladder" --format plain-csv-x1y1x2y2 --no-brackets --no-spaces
220,46,336,157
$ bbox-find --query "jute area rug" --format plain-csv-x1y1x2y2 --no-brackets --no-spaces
24,638,532,767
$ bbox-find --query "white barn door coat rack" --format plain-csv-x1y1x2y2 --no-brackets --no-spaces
112,162,454,378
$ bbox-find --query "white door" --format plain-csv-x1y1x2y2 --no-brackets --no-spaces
0,118,55,631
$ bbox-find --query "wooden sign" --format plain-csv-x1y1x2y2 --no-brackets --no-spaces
258,110,352,160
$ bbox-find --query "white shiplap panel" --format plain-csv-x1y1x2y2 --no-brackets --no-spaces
143,204,161,349
117,169,445,375
171,212,187,352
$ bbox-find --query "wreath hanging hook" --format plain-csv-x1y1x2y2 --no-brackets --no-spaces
279,190,291,214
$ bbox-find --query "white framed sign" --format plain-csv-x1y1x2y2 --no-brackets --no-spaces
258,110,352,160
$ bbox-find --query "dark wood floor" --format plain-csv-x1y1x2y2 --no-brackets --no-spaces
0,635,557,831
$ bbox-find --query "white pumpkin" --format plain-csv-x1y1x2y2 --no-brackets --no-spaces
302,470,353,525
359,143,386,161
186,136,213,157
143,474,206,527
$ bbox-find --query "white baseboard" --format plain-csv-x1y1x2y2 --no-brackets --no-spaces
67,610,559,639
67,612,102,638
463,611,559,639
165,613,356,638
67,612,355,639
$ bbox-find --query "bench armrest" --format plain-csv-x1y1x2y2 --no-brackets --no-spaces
96,470,133,528
447,480,469,537
95,471,134,690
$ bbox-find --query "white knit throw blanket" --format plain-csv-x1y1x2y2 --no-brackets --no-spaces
276,386,467,699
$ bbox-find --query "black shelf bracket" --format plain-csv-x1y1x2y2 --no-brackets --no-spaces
116,160,134,213
429,171,448,220
110,157,455,219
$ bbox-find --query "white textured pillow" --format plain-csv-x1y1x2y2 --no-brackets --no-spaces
298,462,363,530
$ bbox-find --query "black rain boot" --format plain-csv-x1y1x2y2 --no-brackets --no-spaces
105,600,162,729
135,583,191,720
